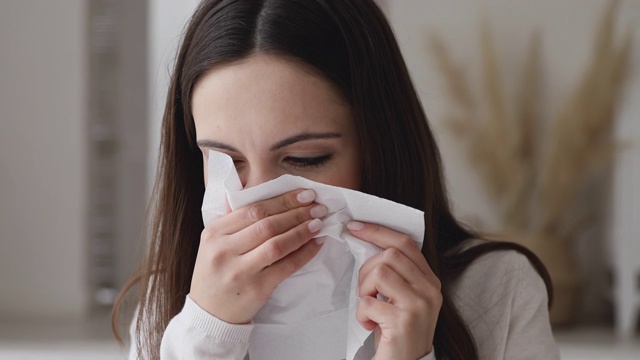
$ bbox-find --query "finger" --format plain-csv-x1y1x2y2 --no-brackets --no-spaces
358,248,430,293
347,221,430,275
230,203,326,254
240,218,323,272
356,295,398,331
359,264,418,306
216,189,317,235
225,195,232,214
259,232,324,290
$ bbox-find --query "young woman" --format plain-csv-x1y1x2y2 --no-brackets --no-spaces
113,1,559,359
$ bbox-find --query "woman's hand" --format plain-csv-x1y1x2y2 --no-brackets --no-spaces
348,221,442,360
190,189,326,324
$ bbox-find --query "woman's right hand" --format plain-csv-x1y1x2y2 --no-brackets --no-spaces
189,189,326,324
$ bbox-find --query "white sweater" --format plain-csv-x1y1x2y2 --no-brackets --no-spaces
129,249,560,359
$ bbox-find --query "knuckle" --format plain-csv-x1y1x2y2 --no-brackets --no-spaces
200,233,226,256
295,223,311,240
399,234,414,248
209,252,223,266
200,226,218,242
264,241,284,262
295,208,308,224
248,204,268,222
384,247,402,261
208,247,229,268
432,277,442,292
433,289,444,306
425,286,443,307
373,265,390,281
360,295,375,307
199,228,211,243
255,219,276,238
281,193,298,210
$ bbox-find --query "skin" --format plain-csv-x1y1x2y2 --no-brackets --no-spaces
190,53,441,359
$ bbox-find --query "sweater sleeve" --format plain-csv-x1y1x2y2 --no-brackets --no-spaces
161,295,253,359
448,249,560,360
129,295,253,360
502,254,560,359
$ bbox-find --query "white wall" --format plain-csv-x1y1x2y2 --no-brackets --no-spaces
0,0,89,320
386,0,640,321
112,0,150,295
147,0,200,187
609,0,640,333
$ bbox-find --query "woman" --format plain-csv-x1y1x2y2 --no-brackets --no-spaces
113,0,559,359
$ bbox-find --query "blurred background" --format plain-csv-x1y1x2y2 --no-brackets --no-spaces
0,0,638,359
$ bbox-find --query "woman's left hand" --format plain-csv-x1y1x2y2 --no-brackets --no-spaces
348,221,442,360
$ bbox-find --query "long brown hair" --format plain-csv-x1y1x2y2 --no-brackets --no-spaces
113,1,552,359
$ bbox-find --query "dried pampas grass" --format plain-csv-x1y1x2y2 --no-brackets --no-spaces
430,0,632,240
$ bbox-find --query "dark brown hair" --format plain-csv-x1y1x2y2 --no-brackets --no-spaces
113,1,552,359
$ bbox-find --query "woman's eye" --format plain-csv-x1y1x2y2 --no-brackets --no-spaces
285,154,332,168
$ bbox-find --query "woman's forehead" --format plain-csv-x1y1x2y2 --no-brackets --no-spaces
191,53,353,141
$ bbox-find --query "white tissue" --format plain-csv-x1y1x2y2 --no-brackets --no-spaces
201,150,424,360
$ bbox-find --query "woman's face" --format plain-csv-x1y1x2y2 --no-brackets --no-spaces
192,53,361,190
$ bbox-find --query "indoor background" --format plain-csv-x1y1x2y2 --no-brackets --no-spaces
0,0,638,359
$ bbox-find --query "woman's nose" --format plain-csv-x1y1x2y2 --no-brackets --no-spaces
241,167,280,189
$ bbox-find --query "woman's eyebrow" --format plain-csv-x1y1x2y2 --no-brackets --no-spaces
196,140,239,152
270,132,341,151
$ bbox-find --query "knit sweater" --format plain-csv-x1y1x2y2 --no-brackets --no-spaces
129,249,560,359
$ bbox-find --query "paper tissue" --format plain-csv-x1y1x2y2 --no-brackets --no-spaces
201,150,424,360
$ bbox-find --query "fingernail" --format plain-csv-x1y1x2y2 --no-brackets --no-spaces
308,218,323,233
347,221,364,231
309,204,327,219
297,189,315,204
315,237,325,245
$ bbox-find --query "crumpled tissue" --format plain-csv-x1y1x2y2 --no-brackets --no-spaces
201,150,424,360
